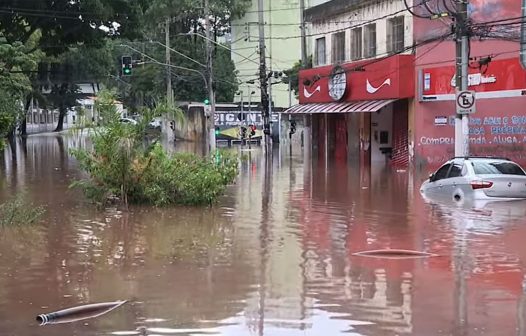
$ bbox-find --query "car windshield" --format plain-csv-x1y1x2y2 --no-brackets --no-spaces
472,161,526,176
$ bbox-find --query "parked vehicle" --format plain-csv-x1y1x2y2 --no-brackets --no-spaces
119,118,138,125
420,157,526,203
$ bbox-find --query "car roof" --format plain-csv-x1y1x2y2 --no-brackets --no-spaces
450,156,511,161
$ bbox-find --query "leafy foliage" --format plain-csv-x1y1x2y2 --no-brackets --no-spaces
70,90,238,207
282,56,313,98
0,194,46,227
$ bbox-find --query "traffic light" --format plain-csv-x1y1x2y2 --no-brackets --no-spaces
121,56,132,76
240,126,247,139
204,98,210,105
214,126,220,136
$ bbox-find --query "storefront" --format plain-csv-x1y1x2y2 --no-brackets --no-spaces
284,54,415,167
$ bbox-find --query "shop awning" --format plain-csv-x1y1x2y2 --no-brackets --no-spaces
283,99,397,114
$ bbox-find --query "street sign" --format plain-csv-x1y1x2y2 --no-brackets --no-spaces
456,90,476,114
204,105,212,116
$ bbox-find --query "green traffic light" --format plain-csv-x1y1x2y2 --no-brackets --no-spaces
204,99,210,105
123,68,131,75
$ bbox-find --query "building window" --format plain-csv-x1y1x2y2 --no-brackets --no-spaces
364,24,376,58
331,32,346,64
315,37,326,66
351,27,362,61
387,16,405,54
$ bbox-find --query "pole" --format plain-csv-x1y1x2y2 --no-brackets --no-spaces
165,18,173,107
257,0,271,150
240,92,244,146
454,0,469,157
205,0,216,153
299,0,307,67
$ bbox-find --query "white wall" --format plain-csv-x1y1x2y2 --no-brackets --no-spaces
371,105,393,163
309,0,414,67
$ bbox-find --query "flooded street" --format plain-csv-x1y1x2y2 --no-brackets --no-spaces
1,134,526,336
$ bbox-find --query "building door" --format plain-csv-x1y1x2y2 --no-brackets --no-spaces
391,100,409,167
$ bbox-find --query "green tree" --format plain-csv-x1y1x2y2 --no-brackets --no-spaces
0,41,36,147
282,56,313,98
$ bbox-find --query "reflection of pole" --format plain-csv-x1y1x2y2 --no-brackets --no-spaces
454,222,468,336
258,152,272,336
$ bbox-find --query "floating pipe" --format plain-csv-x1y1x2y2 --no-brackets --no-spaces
352,249,438,259
37,300,127,326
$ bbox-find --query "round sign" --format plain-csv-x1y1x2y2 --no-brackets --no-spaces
328,66,347,101
457,91,475,108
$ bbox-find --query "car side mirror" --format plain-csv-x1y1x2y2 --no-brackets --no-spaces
429,173,435,182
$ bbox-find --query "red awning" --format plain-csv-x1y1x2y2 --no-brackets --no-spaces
283,99,397,114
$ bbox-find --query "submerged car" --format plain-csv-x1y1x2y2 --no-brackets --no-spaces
420,157,526,202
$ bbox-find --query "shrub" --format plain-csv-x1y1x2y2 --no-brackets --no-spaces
70,90,238,207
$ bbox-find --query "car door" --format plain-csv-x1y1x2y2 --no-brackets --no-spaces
426,163,452,198
443,159,466,199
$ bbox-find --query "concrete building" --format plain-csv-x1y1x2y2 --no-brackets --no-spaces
285,0,415,168
230,0,305,110
286,0,526,169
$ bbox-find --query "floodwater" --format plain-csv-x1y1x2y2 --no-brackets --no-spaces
1,134,526,336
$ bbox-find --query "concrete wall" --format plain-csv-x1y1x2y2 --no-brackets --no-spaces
308,0,414,67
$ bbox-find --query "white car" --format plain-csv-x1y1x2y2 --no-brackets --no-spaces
119,117,138,125
420,157,526,203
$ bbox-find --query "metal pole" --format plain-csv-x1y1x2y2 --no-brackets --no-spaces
240,92,244,145
454,0,469,156
165,18,173,107
205,0,216,153
257,0,271,150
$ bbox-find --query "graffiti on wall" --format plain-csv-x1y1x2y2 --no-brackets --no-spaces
419,115,526,146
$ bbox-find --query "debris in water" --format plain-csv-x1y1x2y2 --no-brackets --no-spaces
352,249,437,259
36,300,127,326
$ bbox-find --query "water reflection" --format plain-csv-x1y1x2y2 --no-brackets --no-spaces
0,134,525,335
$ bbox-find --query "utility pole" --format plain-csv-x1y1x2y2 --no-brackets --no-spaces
454,0,470,157
204,0,216,153
299,0,307,66
165,18,173,107
258,0,271,150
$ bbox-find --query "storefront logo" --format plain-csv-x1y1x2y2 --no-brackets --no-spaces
366,78,391,94
328,66,347,101
450,73,497,87
303,85,321,98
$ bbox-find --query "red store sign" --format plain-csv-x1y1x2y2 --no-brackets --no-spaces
298,54,415,104
420,57,526,101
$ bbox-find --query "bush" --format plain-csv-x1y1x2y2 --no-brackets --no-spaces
70,90,238,207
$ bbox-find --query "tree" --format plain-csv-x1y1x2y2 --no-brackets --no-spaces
282,56,313,98
0,41,36,147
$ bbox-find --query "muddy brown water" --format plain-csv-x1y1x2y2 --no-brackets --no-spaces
1,134,526,336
